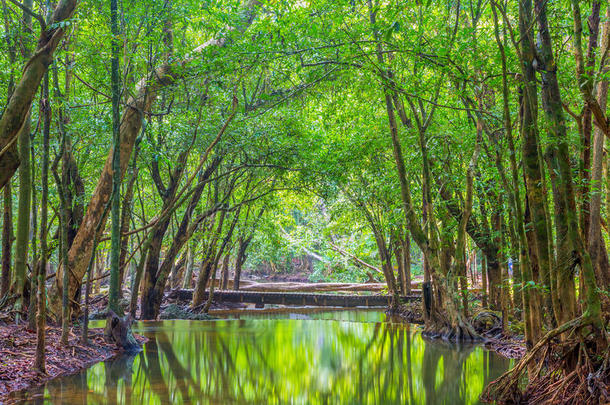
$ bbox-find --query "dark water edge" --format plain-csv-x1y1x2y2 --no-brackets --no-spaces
11,309,511,404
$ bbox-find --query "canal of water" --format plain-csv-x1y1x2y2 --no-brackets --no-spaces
12,309,510,404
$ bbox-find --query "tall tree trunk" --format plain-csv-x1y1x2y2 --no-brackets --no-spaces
202,208,241,313
27,128,38,330
359,206,398,298
393,234,407,295
453,132,481,320
515,0,548,350
14,116,31,323
192,259,213,308
170,255,186,289
14,0,34,323
536,0,602,329
571,0,600,245
118,142,140,287
1,184,13,297
108,0,122,315
34,71,51,373
535,0,578,327
583,5,610,295
53,145,70,345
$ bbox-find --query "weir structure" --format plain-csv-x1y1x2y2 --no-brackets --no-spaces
169,289,422,307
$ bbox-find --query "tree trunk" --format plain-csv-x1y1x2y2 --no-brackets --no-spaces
14,115,31,322
13,1,34,320
170,255,186,290
192,211,225,308
0,0,79,188
485,255,502,311
118,142,140,289
453,131,481,320
393,240,406,295
481,254,488,308
27,148,38,330
535,0,580,327
34,71,51,372
220,254,230,290
201,207,240,313
369,226,398,297
202,262,219,313
182,243,195,289
53,131,71,346
105,310,140,352
233,236,250,290
402,236,411,295
108,0,122,315
1,184,13,297
94,253,103,295
192,259,213,308
515,0,546,350
587,6,610,296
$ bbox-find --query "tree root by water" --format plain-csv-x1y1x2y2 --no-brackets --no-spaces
423,322,483,342
422,309,483,343
471,311,502,337
386,301,423,324
104,310,142,353
160,303,214,320
481,316,610,404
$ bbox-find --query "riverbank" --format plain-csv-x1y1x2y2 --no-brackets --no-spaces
389,302,526,360
0,324,146,403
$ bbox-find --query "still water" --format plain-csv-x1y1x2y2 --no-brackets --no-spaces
13,310,510,404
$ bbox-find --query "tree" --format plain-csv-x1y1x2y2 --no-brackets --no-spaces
107,0,122,315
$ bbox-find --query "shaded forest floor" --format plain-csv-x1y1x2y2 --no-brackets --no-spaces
0,324,146,403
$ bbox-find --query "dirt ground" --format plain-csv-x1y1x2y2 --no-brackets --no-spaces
0,324,145,403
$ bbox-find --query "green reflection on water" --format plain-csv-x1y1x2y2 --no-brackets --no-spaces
15,311,510,404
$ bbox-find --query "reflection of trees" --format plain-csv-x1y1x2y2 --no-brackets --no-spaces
33,316,512,404
156,331,202,401
141,336,170,403
422,338,475,405
103,351,136,405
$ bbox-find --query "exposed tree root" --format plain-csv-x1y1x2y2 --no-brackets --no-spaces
386,301,424,324
423,323,482,342
159,303,214,320
470,311,527,359
104,310,142,353
471,311,503,338
481,316,609,404
422,309,483,343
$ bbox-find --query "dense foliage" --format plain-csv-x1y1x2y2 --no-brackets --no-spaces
0,0,609,402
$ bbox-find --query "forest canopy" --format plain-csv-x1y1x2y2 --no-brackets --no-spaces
0,0,609,403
